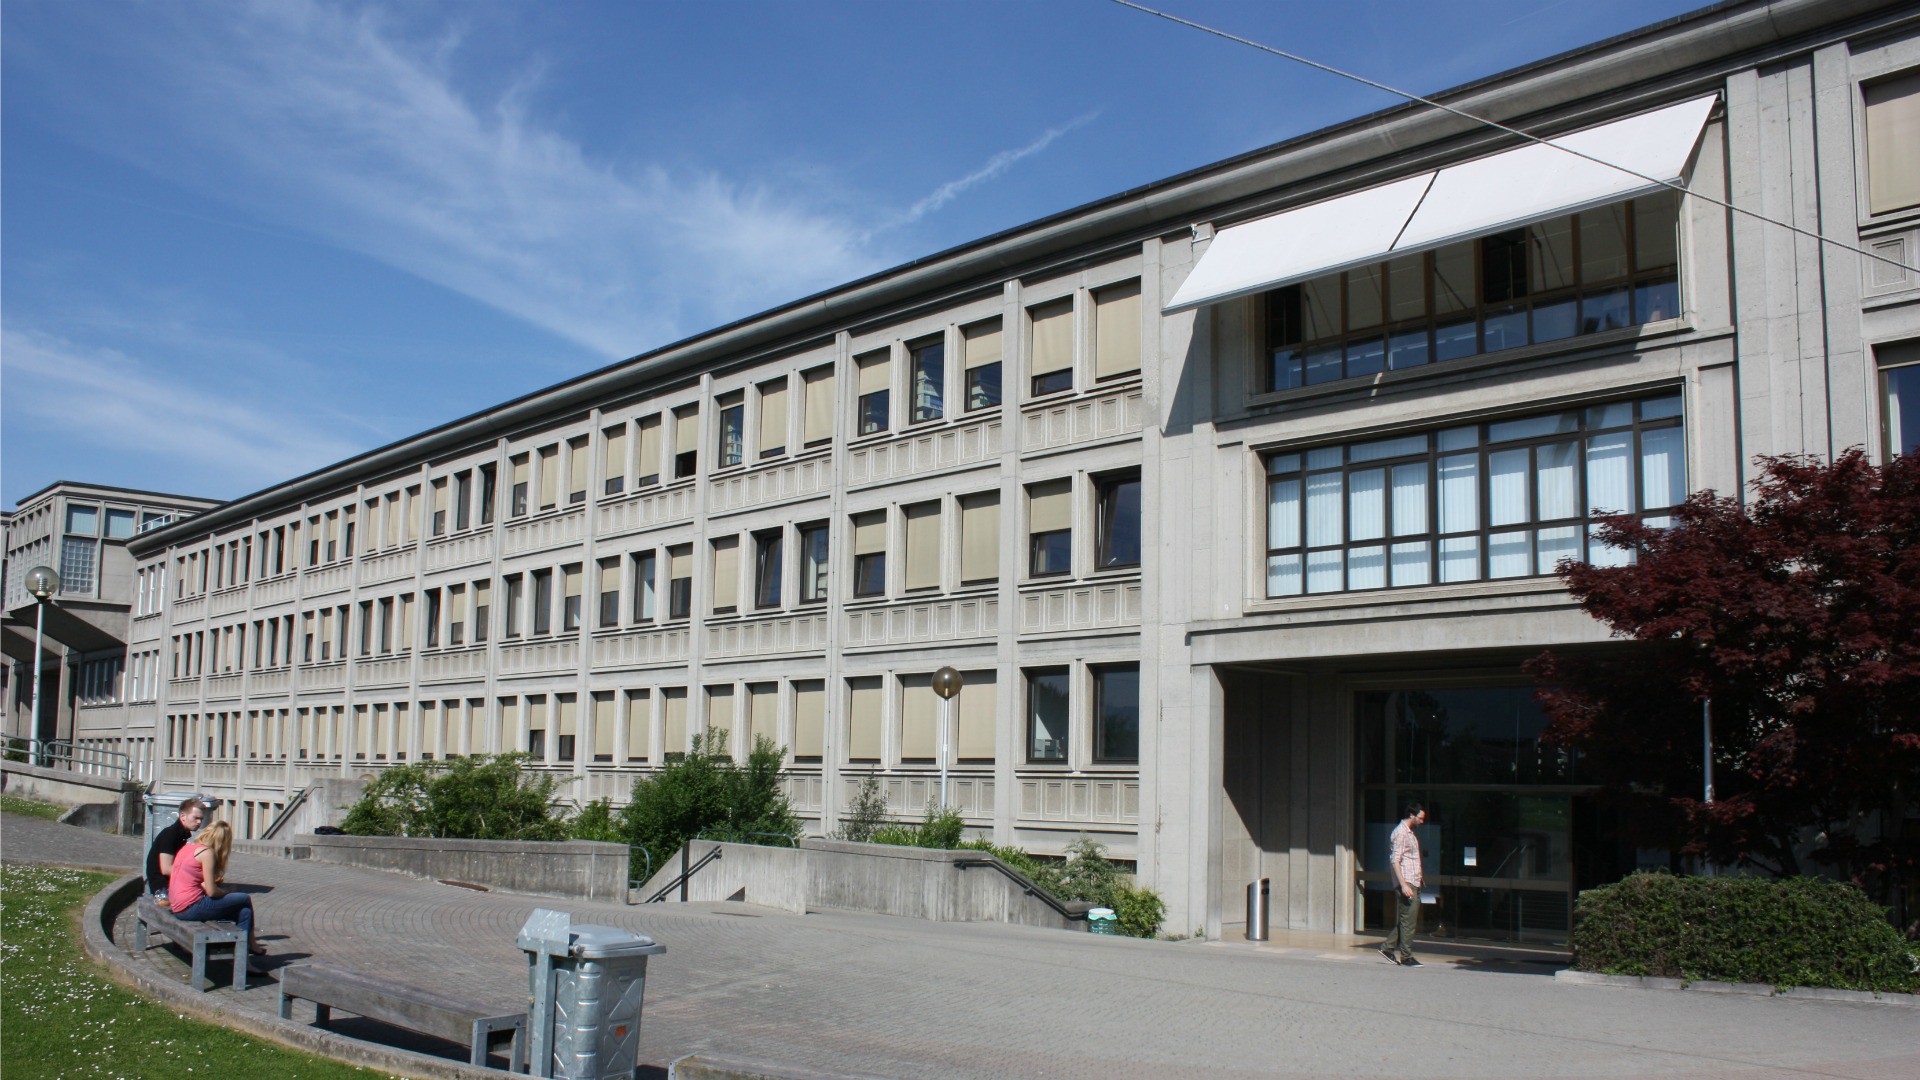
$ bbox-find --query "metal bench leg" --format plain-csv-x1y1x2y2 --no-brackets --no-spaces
470,1023,487,1068
510,1027,525,1074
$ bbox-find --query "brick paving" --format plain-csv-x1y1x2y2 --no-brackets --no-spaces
8,811,1920,1079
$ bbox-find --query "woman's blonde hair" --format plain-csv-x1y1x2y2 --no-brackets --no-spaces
192,820,233,882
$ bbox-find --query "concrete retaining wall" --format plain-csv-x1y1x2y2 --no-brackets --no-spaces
296,833,629,902
261,776,370,840
3,759,141,833
636,838,1084,930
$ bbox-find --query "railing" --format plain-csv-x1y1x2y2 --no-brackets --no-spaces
258,784,314,841
2,735,133,780
953,857,1089,923
642,844,723,903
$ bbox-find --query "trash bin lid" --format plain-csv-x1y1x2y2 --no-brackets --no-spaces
144,791,215,809
569,924,667,959
1088,907,1116,919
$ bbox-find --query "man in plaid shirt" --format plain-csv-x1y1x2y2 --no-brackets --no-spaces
1380,802,1427,967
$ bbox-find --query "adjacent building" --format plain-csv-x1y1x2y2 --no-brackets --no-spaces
40,0,1918,941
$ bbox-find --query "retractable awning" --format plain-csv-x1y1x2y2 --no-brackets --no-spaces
1164,95,1718,314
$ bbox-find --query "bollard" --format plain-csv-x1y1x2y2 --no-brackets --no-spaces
1246,878,1270,942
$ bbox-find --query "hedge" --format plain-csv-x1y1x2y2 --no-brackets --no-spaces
1571,872,1920,993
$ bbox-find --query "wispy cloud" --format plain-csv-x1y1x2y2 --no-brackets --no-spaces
2,327,363,494
890,111,1103,230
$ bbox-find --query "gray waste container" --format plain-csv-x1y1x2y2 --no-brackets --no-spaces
519,908,667,1080
142,792,217,895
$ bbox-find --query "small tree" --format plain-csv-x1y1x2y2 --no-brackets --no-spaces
341,754,569,841
1531,450,1920,915
618,731,799,860
835,775,889,841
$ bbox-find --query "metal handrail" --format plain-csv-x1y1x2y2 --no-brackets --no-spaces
695,829,797,847
954,857,1089,922
643,844,723,903
2,735,133,779
629,846,653,889
258,784,314,841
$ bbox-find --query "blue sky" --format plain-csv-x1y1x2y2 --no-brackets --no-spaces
2,0,1703,507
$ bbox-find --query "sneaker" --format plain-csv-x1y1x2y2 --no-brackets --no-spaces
1378,947,1400,965
1399,957,1422,968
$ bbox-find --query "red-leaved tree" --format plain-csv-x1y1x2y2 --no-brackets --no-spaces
1529,450,1920,917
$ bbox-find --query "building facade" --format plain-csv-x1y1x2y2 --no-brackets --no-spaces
73,0,1920,940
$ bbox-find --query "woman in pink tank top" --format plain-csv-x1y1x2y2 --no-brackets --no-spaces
167,821,265,956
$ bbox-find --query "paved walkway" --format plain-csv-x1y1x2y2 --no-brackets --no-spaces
7,812,1920,1079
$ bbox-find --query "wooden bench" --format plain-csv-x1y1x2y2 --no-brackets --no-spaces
278,961,526,1072
134,897,248,991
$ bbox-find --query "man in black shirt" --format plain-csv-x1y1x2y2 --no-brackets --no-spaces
144,797,208,902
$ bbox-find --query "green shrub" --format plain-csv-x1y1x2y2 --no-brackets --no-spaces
1113,883,1168,939
618,731,799,861
568,797,624,843
870,802,967,849
957,836,1167,938
342,754,568,840
835,775,889,842
1572,871,1920,993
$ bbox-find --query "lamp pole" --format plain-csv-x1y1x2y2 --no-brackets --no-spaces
24,566,61,766
931,666,964,811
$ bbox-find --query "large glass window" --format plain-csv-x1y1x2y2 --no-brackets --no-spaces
717,394,745,469
1265,393,1684,596
962,319,1002,411
799,523,830,602
1883,355,1920,459
852,512,887,598
909,335,944,423
1026,668,1069,763
1265,194,1681,392
1092,664,1139,763
1096,472,1141,569
754,530,783,609
856,351,891,436
1863,70,1920,216
1027,480,1071,577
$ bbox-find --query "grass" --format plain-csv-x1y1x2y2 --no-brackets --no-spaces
1,793,68,820
0,863,404,1079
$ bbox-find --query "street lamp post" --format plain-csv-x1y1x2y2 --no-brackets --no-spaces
931,666,964,811
24,566,61,766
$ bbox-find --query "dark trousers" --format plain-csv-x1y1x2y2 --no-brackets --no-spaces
1382,888,1420,958
177,892,255,945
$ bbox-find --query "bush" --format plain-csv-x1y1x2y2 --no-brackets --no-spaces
956,835,1167,938
618,731,799,863
567,798,624,843
870,802,967,850
1572,871,1920,993
835,775,888,842
341,754,568,840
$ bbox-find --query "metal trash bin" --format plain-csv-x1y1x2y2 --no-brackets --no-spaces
1087,907,1118,935
518,908,666,1080
142,792,217,894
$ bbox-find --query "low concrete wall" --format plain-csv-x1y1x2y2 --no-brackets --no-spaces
3,759,141,833
636,838,1084,930
296,833,629,902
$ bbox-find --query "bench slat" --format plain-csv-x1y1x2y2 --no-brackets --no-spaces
281,963,520,1046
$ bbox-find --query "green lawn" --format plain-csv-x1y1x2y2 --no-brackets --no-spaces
0,863,403,1079
0,793,67,820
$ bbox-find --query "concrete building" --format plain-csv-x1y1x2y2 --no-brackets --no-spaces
3,482,220,777
66,0,1920,940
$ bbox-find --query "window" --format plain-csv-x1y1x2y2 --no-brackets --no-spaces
637,414,663,486
425,588,442,648
957,672,996,763
502,575,523,638
903,501,941,592
962,318,1002,411
847,677,882,763
105,509,136,540
754,530,783,609
325,511,339,562
474,580,491,643
1096,472,1142,569
706,685,735,753
510,454,530,517
661,688,688,761
667,546,692,619
603,424,627,495
527,696,547,759
537,444,560,509
799,522,830,602
1864,70,1920,216
561,564,582,632
61,505,99,595
1027,480,1072,577
598,557,621,628
1265,194,1682,391
758,378,789,459
1092,664,1140,763
909,335,944,422
447,584,466,646
748,683,778,751
397,595,414,651
851,512,887,597
1264,393,1686,596
593,692,616,763
710,537,740,615
624,689,650,763
555,695,577,762
717,392,745,469
479,464,496,525
1093,280,1142,380
856,350,891,435
1026,668,1069,763
631,551,657,623
531,569,553,636
449,471,471,532
793,681,825,763
1882,345,1920,459
404,486,420,541
431,478,449,536
901,676,937,763
1029,298,1074,396
673,405,700,479
568,436,589,504
959,493,1000,584
377,597,394,653
802,365,835,447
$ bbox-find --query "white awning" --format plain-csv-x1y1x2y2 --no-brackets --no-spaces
1165,95,1718,314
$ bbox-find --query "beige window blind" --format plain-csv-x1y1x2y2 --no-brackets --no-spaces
385,492,402,545
433,479,449,519
1028,480,1072,533
592,693,616,759
706,685,734,746
962,318,1002,371
394,703,410,759
711,537,740,611
557,694,577,747
856,350,890,395
363,500,379,552
758,379,789,456
637,415,662,479
848,678,882,761
500,698,519,753
749,683,778,748
398,594,415,649
956,674,997,760
603,424,627,483
674,406,700,456
467,699,486,756
904,502,941,590
418,701,438,757
901,676,937,761
669,547,691,583
802,365,835,444
538,446,559,507
1866,72,1920,215
960,494,999,583
568,438,588,498
794,682,825,759
563,566,582,603
624,689,649,761
1093,280,1142,379
527,696,547,754
369,704,386,759
853,512,887,556
662,688,687,756
1029,299,1074,377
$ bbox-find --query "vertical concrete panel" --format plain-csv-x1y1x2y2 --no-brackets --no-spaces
1813,42,1869,454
